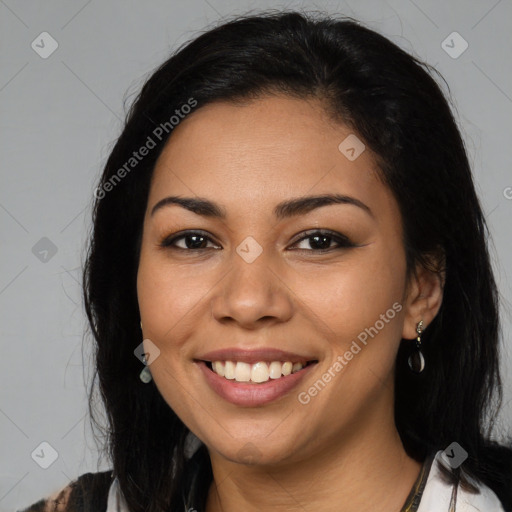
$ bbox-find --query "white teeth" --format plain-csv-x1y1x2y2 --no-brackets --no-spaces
212,361,225,377
210,360,309,383
282,361,292,376
292,362,304,373
234,362,251,382
224,361,236,379
269,361,282,379
251,362,269,383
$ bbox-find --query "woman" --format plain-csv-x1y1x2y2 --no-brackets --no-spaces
19,10,512,512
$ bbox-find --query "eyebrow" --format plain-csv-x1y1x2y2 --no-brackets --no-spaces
150,193,374,220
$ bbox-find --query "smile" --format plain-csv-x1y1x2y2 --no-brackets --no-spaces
194,348,319,406
206,360,316,383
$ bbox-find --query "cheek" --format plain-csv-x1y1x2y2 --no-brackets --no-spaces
137,254,208,422
137,253,215,347
293,250,405,344
293,256,405,418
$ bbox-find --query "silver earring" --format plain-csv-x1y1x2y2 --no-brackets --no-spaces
408,320,425,373
139,353,152,383
140,365,152,383
138,323,152,383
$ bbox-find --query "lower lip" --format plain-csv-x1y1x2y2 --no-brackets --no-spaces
196,361,317,407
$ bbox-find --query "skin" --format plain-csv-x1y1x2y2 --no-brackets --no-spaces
136,94,444,512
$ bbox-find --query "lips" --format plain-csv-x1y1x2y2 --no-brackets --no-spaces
195,348,318,406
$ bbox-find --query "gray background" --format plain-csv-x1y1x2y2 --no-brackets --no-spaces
1,0,511,509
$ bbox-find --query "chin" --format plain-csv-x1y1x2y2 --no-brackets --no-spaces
207,434,302,467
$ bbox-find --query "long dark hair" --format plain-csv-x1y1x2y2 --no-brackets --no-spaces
82,10,512,511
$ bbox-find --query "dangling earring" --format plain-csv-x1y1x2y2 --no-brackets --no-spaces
139,355,152,383
408,320,425,373
139,320,153,383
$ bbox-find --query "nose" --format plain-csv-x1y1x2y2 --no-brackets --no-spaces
210,249,294,329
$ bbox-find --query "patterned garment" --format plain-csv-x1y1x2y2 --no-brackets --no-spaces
16,471,113,512
17,447,506,512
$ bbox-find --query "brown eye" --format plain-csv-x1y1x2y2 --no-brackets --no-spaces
290,230,356,252
160,230,221,251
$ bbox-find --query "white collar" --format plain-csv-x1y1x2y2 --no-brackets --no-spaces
417,450,504,511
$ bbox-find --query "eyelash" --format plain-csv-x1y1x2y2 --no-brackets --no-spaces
159,229,357,253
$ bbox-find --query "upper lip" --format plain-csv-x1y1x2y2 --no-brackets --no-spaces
196,348,318,365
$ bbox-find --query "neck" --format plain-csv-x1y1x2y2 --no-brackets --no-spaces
204,394,422,512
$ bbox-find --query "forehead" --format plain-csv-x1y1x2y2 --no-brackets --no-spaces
148,95,396,224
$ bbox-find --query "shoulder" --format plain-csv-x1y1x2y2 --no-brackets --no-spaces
418,451,507,512
17,470,113,512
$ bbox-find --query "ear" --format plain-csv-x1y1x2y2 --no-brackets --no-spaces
401,255,445,340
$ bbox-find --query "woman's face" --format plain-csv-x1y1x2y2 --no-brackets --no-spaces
137,94,420,466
